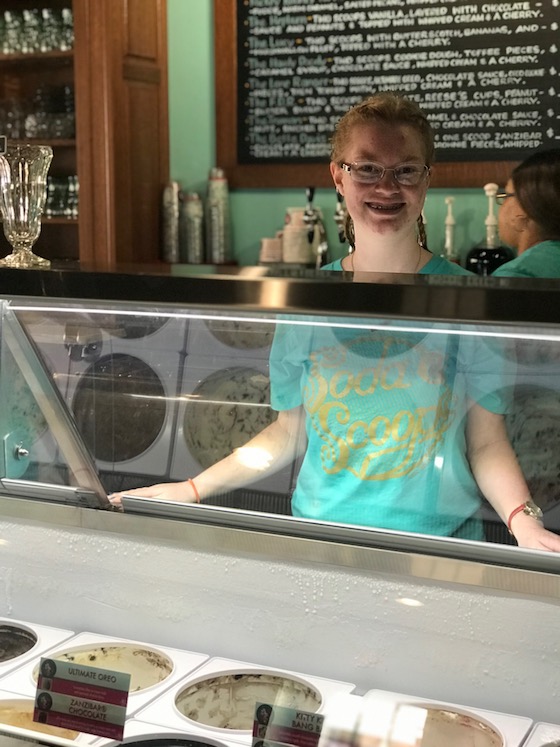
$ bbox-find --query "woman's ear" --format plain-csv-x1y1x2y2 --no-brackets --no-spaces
511,210,530,235
330,161,344,196
513,214,544,254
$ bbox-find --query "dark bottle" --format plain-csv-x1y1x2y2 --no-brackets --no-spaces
465,183,514,275
465,243,514,276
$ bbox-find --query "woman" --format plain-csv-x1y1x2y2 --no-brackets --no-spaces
110,93,560,551
323,92,469,276
493,148,560,278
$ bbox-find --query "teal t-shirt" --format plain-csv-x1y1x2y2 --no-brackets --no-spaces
269,255,511,538
270,322,511,538
492,241,560,278
322,254,473,275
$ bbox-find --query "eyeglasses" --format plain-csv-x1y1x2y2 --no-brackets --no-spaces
495,191,516,205
340,161,430,186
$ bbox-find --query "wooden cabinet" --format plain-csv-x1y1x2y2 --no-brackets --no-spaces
0,0,169,266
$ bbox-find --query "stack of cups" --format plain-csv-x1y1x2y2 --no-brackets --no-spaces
179,192,205,263
205,167,231,264
161,181,181,263
259,234,283,263
282,207,319,264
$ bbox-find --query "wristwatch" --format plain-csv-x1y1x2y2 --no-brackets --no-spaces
507,500,544,534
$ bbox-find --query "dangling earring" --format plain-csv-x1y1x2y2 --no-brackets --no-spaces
417,213,428,251
345,214,355,250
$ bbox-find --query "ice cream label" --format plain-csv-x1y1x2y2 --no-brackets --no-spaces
253,702,324,747
33,655,131,740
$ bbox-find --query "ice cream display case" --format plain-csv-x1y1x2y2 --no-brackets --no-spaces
3,264,560,554
3,265,560,739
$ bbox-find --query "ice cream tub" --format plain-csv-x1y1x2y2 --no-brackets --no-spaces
523,722,560,746
0,618,74,677
134,656,356,742
0,689,99,746
90,718,248,747
0,632,209,716
362,690,532,746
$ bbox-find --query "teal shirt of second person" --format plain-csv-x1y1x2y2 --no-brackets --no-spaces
322,254,473,275
492,240,560,278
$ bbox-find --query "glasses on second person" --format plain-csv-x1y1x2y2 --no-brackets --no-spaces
340,161,430,186
495,191,516,205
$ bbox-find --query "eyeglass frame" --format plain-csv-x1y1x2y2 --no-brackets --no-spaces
495,191,516,205
339,161,430,186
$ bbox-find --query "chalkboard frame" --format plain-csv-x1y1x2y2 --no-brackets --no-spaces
214,0,520,190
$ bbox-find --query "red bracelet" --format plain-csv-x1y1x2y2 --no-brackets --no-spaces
187,479,201,503
507,503,527,534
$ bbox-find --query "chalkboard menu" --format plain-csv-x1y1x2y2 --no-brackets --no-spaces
214,0,560,188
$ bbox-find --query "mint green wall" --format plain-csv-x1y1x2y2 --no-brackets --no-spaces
167,0,494,267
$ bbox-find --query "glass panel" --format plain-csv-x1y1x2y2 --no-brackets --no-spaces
6,289,560,556
0,302,109,508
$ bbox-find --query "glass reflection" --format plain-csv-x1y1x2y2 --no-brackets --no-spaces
7,299,560,554
102,308,560,552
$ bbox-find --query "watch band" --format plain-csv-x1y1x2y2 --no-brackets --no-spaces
507,500,543,534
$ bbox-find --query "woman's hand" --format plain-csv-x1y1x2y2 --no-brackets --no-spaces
108,408,305,511
511,516,560,553
109,481,197,507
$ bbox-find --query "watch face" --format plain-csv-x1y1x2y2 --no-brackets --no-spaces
525,500,543,519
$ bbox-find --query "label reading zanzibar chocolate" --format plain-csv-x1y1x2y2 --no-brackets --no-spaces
33,656,131,740
253,702,324,747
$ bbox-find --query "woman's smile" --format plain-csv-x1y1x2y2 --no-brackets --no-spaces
364,199,405,213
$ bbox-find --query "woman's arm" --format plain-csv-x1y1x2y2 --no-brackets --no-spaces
110,406,306,506
466,401,560,552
